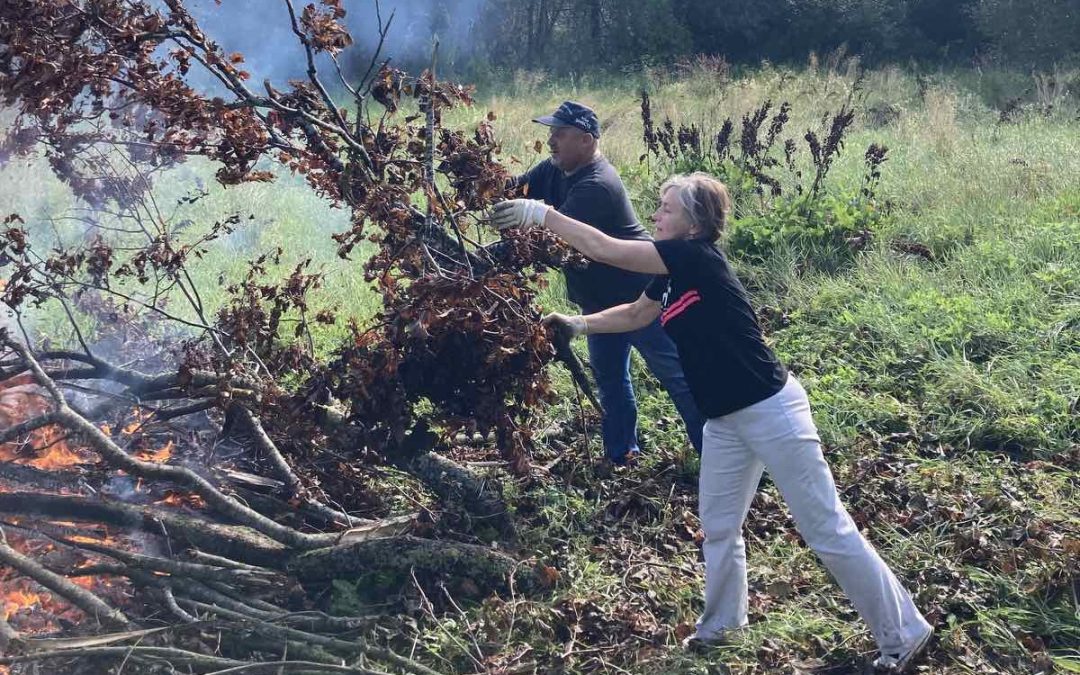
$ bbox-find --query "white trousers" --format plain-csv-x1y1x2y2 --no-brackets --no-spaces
696,375,930,654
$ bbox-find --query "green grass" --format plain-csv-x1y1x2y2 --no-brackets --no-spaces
3,63,1080,673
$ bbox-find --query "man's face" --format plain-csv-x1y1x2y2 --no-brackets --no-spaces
547,125,593,173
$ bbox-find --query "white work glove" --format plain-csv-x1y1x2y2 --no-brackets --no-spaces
542,312,588,338
492,199,550,231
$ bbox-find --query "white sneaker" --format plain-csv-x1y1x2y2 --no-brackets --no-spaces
873,625,933,672
680,626,746,651
680,633,728,652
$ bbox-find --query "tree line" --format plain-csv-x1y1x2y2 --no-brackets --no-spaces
379,0,1080,76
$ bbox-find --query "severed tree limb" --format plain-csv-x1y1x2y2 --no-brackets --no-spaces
160,586,198,624
28,349,156,390
60,536,279,587
288,535,541,595
65,569,385,665
4,349,264,406
0,521,276,608
100,565,374,634
180,600,353,663
0,463,89,492
0,615,21,653
182,600,445,675
260,610,377,634
321,413,514,540
233,404,300,493
196,581,378,633
186,550,270,572
233,404,356,527
0,646,245,670
0,527,132,630
409,451,514,540
153,399,216,422
4,338,339,551
203,661,395,674
162,576,287,623
0,492,290,569
204,581,285,614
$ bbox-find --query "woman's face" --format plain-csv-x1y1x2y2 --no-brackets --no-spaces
652,188,698,241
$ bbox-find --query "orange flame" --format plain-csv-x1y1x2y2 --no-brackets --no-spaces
0,379,92,470
156,491,206,509
135,440,173,464
2,589,41,620
26,426,84,470
122,408,153,435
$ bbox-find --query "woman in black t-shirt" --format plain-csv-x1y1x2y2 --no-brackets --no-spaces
493,173,932,671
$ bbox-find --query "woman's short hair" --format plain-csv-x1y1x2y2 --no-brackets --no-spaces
659,173,733,242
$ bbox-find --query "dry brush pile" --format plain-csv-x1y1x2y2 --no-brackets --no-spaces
0,1,588,672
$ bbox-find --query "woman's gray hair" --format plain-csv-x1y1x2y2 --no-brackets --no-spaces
659,172,733,242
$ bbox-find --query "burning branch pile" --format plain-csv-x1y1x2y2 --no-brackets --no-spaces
0,1,584,672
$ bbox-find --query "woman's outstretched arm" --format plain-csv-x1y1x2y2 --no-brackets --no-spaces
583,293,663,334
549,293,663,338
542,209,668,275
493,199,669,275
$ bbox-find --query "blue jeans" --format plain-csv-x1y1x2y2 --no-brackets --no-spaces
585,318,704,461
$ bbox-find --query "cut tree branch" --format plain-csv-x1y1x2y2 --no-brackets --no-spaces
4,338,339,551
0,527,132,630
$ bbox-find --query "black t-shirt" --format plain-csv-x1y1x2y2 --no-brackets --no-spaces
516,157,651,311
645,239,787,417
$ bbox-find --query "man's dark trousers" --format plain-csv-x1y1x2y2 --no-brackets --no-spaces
585,313,704,461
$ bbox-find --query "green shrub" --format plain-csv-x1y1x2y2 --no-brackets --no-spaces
639,93,891,271
728,190,887,271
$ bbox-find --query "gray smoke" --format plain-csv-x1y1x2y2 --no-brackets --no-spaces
179,0,487,89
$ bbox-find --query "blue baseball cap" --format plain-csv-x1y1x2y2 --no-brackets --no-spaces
533,101,601,138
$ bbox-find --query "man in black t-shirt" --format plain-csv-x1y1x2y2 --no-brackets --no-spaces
513,101,703,462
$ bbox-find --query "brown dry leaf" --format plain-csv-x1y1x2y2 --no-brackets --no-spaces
673,622,695,641
538,564,561,588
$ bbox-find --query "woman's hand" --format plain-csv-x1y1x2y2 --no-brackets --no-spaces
492,199,550,231
542,312,588,338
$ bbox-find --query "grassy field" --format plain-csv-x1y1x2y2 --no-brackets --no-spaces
3,61,1080,673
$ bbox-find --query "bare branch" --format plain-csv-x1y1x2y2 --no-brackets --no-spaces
0,411,62,445
6,338,337,550
0,527,132,630
0,646,245,670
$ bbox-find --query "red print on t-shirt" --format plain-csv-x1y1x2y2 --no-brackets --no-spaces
661,289,701,326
